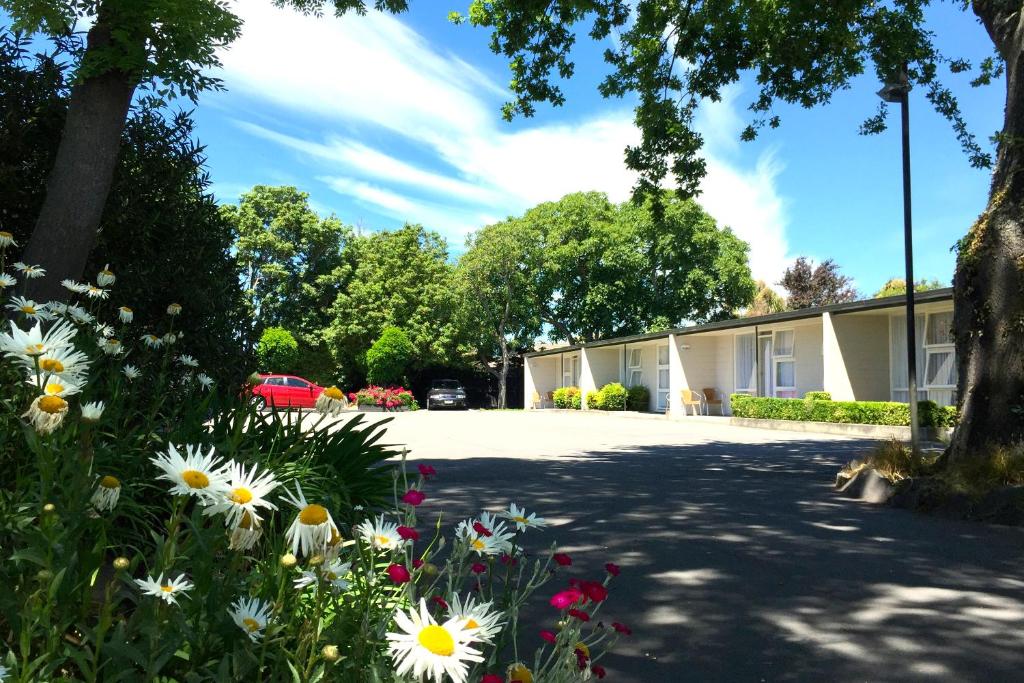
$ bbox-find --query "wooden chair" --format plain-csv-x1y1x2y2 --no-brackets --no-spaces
680,389,704,416
544,391,555,408
531,391,543,409
702,387,723,416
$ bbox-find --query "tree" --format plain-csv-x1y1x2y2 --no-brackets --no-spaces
365,327,415,386
462,1,1023,461
873,277,946,298
745,281,786,317
256,327,300,374
457,219,542,408
779,257,858,310
326,224,461,384
3,0,407,298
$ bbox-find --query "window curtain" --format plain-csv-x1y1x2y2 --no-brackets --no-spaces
736,333,756,392
889,314,927,402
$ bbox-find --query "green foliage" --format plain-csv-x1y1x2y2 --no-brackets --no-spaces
585,391,599,410
552,386,581,409
873,277,947,298
256,326,300,374
745,280,786,317
365,327,415,386
840,439,932,483
593,382,628,410
804,391,832,401
780,257,859,309
731,394,957,428
626,385,650,412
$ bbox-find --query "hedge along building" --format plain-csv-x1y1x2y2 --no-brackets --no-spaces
523,288,956,415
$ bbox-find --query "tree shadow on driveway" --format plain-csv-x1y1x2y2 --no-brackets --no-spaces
413,438,1024,682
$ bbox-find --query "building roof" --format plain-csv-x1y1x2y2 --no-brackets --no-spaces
524,287,953,358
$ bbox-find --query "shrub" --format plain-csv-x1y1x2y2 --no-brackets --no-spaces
354,385,418,410
586,391,600,409
366,326,415,386
804,391,832,401
730,394,957,427
553,386,581,409
627,385,650,411
596,382,628,410
256,326,299,373
840,439,936,483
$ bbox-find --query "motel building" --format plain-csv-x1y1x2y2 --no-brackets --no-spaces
523,289,956,415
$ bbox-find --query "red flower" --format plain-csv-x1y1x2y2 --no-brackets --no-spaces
575,647,589,670
431,595,449,610
413,559,424,569
471,563,487,575
592,664,606,679
540,630,557,644
568,608,590,622
397,526,420,541
481,675,503,683
604,562,621,577
549,588,583,609
473,521,493,537
553,553,572,566
581,580,609,603
386,564,410,584
500,553,518,566
612,622,632,635
401,489,426,506
418,464,437,478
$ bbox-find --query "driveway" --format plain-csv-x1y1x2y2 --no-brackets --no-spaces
348,410,1024,681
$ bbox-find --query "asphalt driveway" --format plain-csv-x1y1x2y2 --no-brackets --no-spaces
350,410,1024,681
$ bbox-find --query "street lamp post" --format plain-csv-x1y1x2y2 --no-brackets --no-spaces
878,68,920,453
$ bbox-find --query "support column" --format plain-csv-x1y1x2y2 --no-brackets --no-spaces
668,334,686,416
822,313,855,400
523,356,537,409
579,348,597,410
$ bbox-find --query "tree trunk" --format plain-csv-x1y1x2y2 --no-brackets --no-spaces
948,1,1024,460
498,339,509,409
22,20,138,301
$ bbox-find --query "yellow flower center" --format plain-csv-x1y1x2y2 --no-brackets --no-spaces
100,475,120,489
38,396,67,414
465,618,479,629
231,487,254,504
40,358,64,373
26,342,45,355
182,470,210,489
44,382,64,395
21,305,35,314
299,504,328,526
101,269,113,277
121,306,132,313
472,538,486,551
242,617,261,632
417,625,455,657
324,386,344,400
575,642,590,658
508,664,533,683
160,585,175,593
376,534,393,547
0,231,11,238
513,515,529,524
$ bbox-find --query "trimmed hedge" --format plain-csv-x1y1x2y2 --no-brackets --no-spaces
730,394,956,428
553,386,581,409
593,382,628,410
627,385,650,411
804,391,832,401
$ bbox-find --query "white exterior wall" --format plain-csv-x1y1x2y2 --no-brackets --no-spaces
826,313,896,401
587,347,622,388
579,349,597,409
523,355,560,408
793,322,825,398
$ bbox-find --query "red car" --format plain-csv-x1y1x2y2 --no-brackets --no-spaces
251,374,326,409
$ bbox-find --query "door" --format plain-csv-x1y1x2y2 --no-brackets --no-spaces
657,344,670,412
285,377,315,407
758,334,773,397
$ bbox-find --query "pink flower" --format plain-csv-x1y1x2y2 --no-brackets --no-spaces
481,675,503,683
471,562,487,575
540,630,557,644
401,489,425,506
397,526,420,541
500,553,518,566
431,595,449,610
605,562,621,577
553,553,572,567
473,521,493,537
592,664,606,679
581,580,608,603
386,564,410,584
413,559,424,569
568,608,590,622
418,464,437,478
612,622,632,635
549,588,583,609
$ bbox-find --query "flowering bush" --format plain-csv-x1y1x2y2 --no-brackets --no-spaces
0,252,630,681
354,385,419,410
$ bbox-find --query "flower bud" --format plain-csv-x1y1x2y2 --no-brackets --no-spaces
421,562,439,577
36,569,54,582
279,553,297,568
321,644,341,662
113,557,130,571
308,554,325,567
42,503,56,514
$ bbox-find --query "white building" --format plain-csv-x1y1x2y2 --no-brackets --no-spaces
524,289,956,414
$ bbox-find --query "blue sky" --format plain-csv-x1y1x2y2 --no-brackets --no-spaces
192,1,1003,296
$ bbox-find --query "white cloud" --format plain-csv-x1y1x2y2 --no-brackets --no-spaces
216,1,791,280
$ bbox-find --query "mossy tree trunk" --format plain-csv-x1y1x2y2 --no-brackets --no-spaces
948,1,1024,460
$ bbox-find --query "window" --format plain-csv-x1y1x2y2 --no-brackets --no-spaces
656,344,670,411
627,348,643,387
889,312,956,406
923,311,955,393
285,378,310,388
734,333,755,393
263,377,284,386
772,329,796,398
889,314,927,403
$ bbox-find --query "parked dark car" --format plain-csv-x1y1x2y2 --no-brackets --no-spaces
426,379,467,410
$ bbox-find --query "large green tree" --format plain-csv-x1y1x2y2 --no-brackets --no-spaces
463,0,1023,461
873,277,946,298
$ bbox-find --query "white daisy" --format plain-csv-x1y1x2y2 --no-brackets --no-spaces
229,597,272,642
23,394,69,434
167,303,182,316
386,599,484,683
91,475,121,511
162,331,179,345
134,573,193,606
46,301,68,315
30,346,91,382
100,338,122,356
0,319,76,359
455,513,515,556
356,514,405,551
314,386,348,416
202,461,279,530
13,262,45,279
5,295,50,321
61,279,88,294
96,264,115,287
197,373,214,390
294,558,351,593
150,443,230,502
0,229,16,247
122,364,141,380
118,306,133,323
228,517,262,551
498,503,548,532
282,482,338,558
67,306,93,324
81,401,105,422
178,354,198,368
0,273,16,288
0,660,8,680
84,285,108,300
447,594,505,643
94,323,115,338
140,333,162,349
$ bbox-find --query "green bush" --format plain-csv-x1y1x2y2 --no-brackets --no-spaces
804,391,832,401
595,382,628,410
627,385,650,411
730,394,958,427
366,326,415,386
586,391,600,409
553,386,581,409
256,326,299,373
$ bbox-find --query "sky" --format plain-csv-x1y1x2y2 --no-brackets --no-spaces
190,1,1004,296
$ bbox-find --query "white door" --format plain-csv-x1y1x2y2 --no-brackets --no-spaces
657,344,670,411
